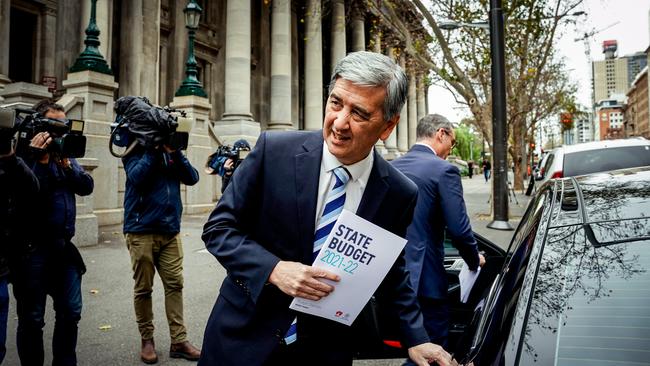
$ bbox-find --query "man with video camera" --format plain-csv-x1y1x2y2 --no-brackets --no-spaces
205,139,250,193
0,113,40,364
122,122,201,363
11,99,94,366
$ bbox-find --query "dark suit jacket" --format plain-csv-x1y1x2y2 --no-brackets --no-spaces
392,144,479,300
199,130,429,365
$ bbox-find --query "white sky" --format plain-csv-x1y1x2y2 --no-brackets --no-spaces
427,0,650,122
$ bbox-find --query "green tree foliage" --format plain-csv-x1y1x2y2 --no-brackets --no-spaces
451,123,483,162
366,0,582,189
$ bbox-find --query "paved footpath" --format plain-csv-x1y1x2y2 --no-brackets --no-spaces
3,177,531,366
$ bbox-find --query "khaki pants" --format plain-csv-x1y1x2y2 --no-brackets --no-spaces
125,233,187,343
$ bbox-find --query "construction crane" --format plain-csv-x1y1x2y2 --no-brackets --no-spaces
574,21,620,107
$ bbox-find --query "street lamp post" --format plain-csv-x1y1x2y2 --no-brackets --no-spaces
69,0,112,75
175,0,207,98
486,0,513,230
438,7,513,230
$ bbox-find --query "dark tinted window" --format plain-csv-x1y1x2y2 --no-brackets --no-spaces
464,188,554,365
563,145,650,177
542,153,555,177
518,226,650,365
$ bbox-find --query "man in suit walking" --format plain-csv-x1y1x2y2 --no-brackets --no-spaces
199,52,455,366
392,114,485,350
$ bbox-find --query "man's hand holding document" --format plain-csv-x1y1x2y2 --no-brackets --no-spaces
290,209,407,325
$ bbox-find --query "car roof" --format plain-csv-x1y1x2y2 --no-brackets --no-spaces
555,138,650,155
548,166,650,244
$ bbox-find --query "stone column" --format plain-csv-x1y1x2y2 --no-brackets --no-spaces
55,1,83,93
330,0,346,74
417,73,426,122
350,2,365,52
397,55,409,152
291,2,300,129
39,6,58,81
170,0,189,104
304,0,323,131
62,71,120,226
269,0,293,130
0,0,10,88
119,0,143,97
141,0,160,102
371,28,386,155
170,95,216,213
215,0,260,144
408,71,417,147
383,46,398,158
118,0,160,102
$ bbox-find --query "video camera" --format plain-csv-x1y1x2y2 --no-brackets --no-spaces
205,140,251,175
110,96,192,158
0,106,86,158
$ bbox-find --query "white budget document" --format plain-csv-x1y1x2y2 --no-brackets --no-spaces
459,262,481,303
289,209,407,326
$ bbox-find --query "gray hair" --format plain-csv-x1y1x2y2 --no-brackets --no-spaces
328,51,408,122
416,114,454,140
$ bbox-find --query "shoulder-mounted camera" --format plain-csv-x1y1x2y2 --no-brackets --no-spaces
0,106,86,158
109,96,192,158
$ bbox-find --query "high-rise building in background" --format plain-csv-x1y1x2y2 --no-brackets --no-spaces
626,51,648,86
593,40,631,104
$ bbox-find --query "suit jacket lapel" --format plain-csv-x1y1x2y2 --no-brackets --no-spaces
357,150,389,222
295,132,323,263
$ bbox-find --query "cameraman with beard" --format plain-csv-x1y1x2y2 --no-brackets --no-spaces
12,99,94,366
0,127,39,364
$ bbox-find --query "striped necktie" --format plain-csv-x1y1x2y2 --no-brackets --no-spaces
284,166,351,345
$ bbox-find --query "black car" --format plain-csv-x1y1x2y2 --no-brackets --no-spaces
357,166,650,365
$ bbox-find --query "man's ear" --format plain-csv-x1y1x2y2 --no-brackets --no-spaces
379,115,400,141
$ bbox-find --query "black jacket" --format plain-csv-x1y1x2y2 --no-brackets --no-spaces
0,154,39,277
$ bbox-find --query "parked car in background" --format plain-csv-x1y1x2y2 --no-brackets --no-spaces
536,138,650,186
357,166,650,365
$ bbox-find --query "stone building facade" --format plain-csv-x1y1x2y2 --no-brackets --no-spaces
625,66,649,139
0,0,430,246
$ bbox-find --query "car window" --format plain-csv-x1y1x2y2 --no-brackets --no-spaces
541,152,555,177
563,145,650,177
516,226,650,365
462,186,555,365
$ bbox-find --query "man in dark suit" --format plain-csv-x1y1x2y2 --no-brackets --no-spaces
392,114,485,350
199,52,455,366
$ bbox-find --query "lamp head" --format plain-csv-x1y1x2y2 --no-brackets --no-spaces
183,0,202,30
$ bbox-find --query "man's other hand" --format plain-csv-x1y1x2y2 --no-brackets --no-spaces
479,253,486,267
268,261,340,301
29,132,51,164
224,158,234,173
407,342,457,366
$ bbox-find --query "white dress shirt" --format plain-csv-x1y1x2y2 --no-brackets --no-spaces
314,142,374,227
